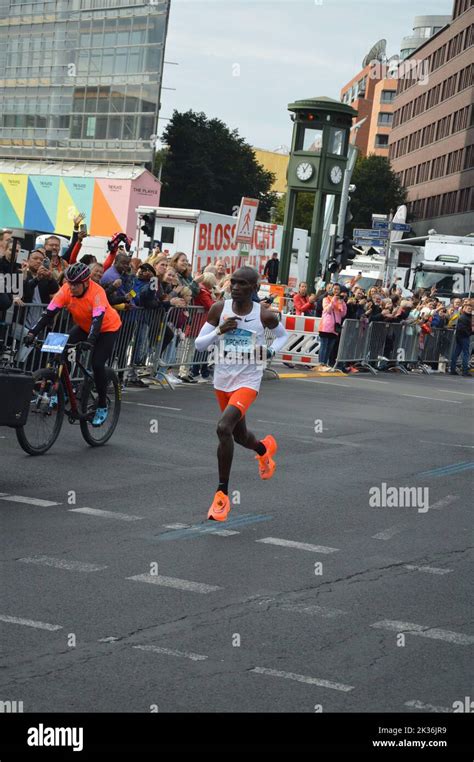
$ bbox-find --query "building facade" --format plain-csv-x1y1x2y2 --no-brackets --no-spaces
400,15,452,60
0,0,170,166
389,0,474,236
253,148,289,195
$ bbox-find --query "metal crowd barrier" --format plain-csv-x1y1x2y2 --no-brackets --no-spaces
334,318,373,372
1,303,458,384
335,319,455,374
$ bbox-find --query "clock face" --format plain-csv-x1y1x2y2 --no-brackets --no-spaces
330,165,343,185
296,161,314,182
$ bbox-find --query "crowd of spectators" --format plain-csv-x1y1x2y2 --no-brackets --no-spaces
0,220,235,387
290,277,473,375
1,220,472,381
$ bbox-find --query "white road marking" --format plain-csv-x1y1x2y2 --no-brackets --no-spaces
372,526,406,540
210,529,240,536
401,394,461,404
256,537,339,554
251,667,354,692
0,614,62,631
371,620,474,645
18,556,107,572
133,645,208,661
164,523,239,537
420,439,474,449
123,401,182,411
69,507,143,521
404,565,453,575
127,573,221,594
435,389,474,396
279,603,347,618
429,495,459,510
98,637,119,643
0,495,60,506
405,700,452,713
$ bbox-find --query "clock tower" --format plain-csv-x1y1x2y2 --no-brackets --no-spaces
279,96,357,288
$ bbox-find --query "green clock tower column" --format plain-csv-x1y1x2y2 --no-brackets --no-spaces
279,97,357,288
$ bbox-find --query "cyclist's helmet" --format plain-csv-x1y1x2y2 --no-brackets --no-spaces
65,262,91,284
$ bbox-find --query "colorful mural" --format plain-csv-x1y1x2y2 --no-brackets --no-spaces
0,170,161,239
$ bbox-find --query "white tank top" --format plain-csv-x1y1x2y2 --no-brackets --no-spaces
213,300,266,393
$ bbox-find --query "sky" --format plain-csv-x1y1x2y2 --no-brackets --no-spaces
160,0,452,150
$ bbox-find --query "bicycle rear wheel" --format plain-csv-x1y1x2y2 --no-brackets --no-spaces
16,368,65,455
79,367,121,447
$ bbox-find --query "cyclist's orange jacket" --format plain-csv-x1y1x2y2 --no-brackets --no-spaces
48,281,121,333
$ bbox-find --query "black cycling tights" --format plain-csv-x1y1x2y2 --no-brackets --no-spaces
68,326,118,408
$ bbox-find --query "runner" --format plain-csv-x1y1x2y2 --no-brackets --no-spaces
194,267,288,521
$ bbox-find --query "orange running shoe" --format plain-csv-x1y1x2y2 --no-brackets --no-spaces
207,491,231,522
256,435,278,480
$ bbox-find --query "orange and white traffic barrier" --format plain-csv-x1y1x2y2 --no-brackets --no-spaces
276,313,322,364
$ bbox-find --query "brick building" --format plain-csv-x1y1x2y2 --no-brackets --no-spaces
389,0,474,235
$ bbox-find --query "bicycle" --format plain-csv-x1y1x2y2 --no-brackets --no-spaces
16,337,121,455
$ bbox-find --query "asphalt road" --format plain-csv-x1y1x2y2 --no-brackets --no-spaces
0,369,472,713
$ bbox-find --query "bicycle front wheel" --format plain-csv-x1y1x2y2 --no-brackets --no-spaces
16,368,65,455
79,368,121,447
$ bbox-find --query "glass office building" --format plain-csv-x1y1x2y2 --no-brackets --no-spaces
0,0,170,165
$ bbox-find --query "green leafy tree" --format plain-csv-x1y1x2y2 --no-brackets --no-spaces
349,155,407,232
274,192,315,233
157,110,278,221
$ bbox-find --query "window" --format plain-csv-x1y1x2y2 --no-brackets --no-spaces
380,90,396,103
378,112,393,125
161,227,175,244
298,127,323,153
328,127,345,156
375,134,389,147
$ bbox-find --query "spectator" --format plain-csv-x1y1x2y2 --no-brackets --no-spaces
130,257,143,275
90,263,104,284
169,252,200,298
0,229,12,258
293,282,316,315
190,272,217,382
449,301,472,377
263,252,279,284
0,237,20,321
100,252,134,302
318,283,347,368
12,250,59,365
214,260,228,287
43,235,61,261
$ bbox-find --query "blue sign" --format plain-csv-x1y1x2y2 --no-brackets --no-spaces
41,332,69,353
354,238,387,248
353,228,389,239
373,220,389,230
391,222,411,232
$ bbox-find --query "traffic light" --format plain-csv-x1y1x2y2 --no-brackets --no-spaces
327,236,344,274
140,213,154,238
341,236,356,268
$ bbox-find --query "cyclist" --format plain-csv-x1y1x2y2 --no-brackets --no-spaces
24,262,121,426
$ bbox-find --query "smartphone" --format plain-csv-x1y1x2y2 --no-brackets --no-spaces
80,224,87,234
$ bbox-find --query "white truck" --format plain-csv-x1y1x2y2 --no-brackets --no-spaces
338,234,474,299
135,206,308,287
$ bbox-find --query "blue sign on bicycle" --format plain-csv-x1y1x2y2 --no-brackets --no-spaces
41,333,69,353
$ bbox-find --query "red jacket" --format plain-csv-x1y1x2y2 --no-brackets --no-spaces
186,285,215,337
293,293,314,315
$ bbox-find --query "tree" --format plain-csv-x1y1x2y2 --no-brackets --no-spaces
349,155,407,232
274,192,315,233
157,110,278,221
